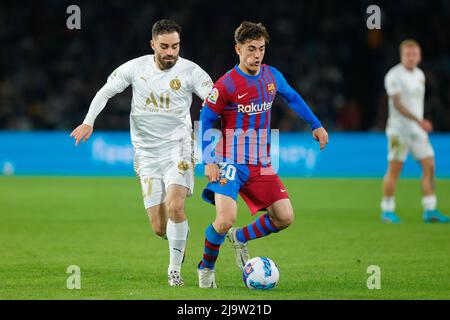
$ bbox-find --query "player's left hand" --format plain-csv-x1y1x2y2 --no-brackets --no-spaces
312,127,329,150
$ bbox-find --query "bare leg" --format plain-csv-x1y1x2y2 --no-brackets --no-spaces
146,203,168,238
165,184,188,222
266,198,294,230
383,161,404,197
419,157,435,197
212,193,238,234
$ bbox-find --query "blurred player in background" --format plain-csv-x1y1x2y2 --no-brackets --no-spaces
381,40,449,224
196,21,328,288
70,19,213,286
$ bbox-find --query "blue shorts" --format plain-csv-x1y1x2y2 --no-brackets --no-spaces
202,163,289,215
202,163,249,204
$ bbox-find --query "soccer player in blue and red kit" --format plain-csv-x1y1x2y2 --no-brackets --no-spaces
197,21,329,288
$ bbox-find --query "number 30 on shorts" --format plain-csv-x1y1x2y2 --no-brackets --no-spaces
218,163,237,181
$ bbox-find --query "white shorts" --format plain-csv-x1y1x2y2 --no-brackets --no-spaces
134,153,194,209
387,133,434,162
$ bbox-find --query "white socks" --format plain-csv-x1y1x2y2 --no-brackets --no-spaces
381,195,437,212
381,197,395,212
166,219,189,274
422,195,437,211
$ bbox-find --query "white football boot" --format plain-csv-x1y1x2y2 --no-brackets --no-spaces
168,270,184,287
227,227,250,270
197,265,217,288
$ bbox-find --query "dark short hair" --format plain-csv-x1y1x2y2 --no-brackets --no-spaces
234,21,270,45
152,19,181,38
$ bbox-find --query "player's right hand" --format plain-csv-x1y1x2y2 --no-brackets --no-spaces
205,163,220,183
70,123,94,146
419,119,433,133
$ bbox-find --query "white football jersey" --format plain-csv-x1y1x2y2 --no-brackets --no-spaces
83,54,213,158
384,63,426,136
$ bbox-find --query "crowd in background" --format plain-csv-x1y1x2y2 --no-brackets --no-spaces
1,0,449,132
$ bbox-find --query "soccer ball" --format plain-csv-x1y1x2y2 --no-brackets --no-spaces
242,257,279,290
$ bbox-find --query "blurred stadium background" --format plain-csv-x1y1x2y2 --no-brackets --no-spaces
1,0,450,300
2,0,450,132
1,0,449,177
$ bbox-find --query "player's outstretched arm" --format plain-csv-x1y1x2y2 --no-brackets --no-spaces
286,91,329,150
70,124,93,146
69,83,118,146
286,93,329,150
69,60,133,146
271,67,328,150
69,84,113,146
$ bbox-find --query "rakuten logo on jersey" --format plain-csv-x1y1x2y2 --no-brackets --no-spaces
237,101,272,115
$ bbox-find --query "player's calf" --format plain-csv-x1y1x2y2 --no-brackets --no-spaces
199,224,227,268
146,205,168,239
152,223,167,239
235,213,281,243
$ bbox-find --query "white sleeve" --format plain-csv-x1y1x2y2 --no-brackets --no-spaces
83,60,134,126
190,64,213,100
419,68,426,84
384,70,401,96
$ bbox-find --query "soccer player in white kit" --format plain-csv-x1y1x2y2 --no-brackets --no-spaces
381,39,449,223
70,20,214,285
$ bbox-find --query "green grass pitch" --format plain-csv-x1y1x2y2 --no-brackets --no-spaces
0,176,449,299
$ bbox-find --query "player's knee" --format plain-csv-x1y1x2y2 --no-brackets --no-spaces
168,199,185,221
280,216,294,229
214,218,235,234
273,212,294,230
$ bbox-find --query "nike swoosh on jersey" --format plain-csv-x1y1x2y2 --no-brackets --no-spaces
238,92,248,99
